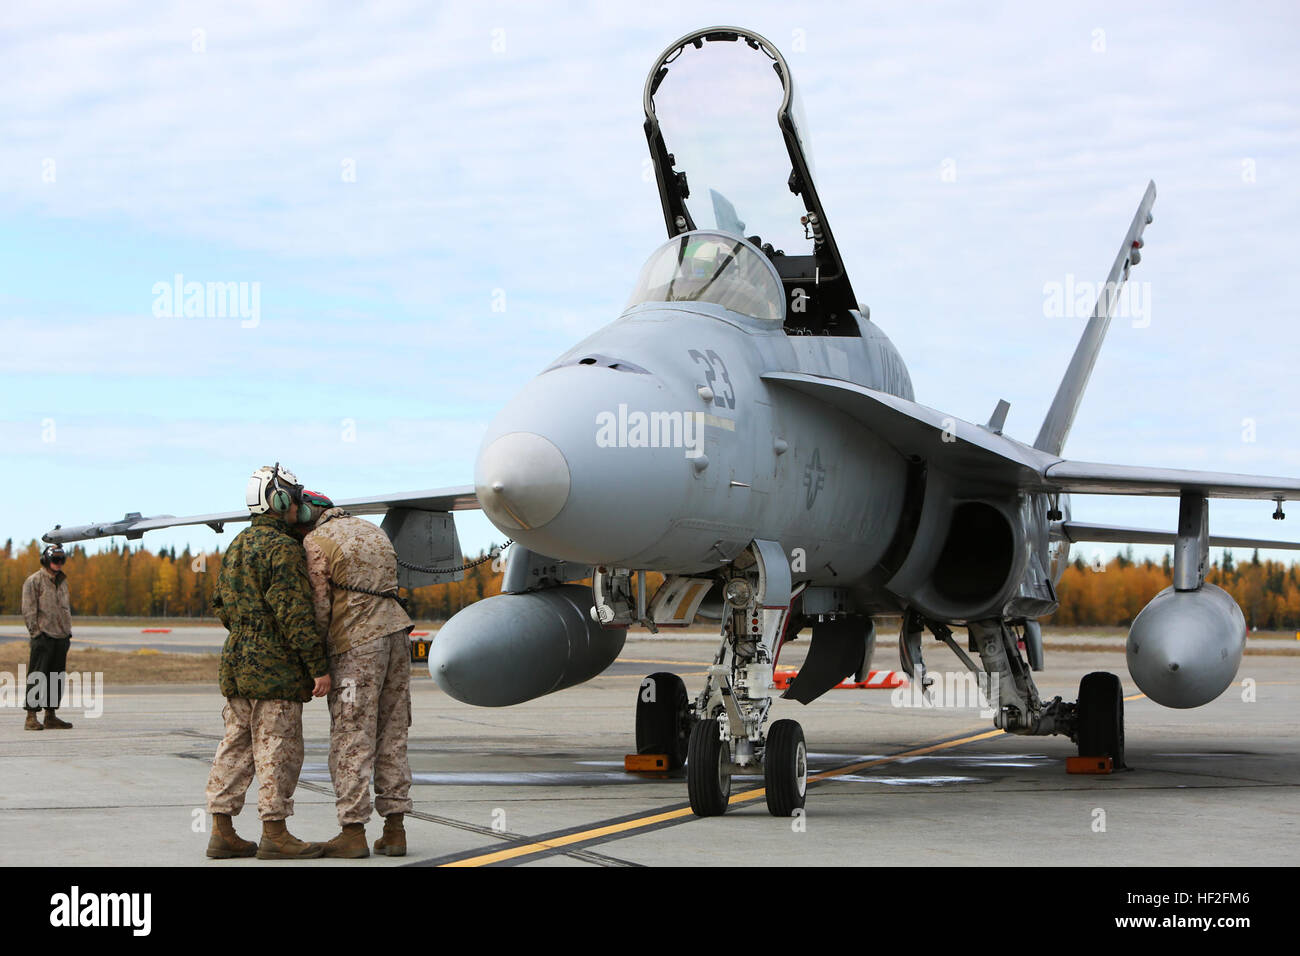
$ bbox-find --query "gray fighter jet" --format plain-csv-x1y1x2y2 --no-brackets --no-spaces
47,26,1300,817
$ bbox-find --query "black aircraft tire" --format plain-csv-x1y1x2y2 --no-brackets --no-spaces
687,719,731,816
635,672,691,770
1077,671,1126,768
764,719,808,817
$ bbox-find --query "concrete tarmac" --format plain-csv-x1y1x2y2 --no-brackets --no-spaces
1,634,1296,866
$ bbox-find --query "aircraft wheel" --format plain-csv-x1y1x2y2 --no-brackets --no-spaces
764,719,807,817
635,672,691,770
687,719,731,816
1077,671,1126,768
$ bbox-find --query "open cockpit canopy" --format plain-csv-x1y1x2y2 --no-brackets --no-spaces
643,27,859,335
626,231,786,322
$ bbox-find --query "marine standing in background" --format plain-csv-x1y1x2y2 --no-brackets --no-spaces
302,499,415,859
21,544,74,731
204,464,333,861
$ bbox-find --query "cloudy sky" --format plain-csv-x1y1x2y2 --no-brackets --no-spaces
2,0,1297,564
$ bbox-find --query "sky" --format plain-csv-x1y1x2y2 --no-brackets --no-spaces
1,0,1298,566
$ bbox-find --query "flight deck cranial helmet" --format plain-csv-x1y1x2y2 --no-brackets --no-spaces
246,463,305,519
40,544,67,568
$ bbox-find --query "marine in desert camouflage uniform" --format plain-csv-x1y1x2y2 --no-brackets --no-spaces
303,503,415,859
204,465,332,861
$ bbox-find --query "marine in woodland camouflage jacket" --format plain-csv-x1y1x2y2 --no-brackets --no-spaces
212,513,328,702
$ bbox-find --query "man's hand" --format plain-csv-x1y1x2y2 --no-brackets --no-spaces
312,674,332,697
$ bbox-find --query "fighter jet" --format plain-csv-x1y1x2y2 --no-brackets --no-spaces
47,26,1300,818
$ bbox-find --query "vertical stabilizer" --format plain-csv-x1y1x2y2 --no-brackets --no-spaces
1034,181,1157,456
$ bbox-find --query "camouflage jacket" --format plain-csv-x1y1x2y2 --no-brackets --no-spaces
212,514,328,701
22,569,72,638
304,508,413,657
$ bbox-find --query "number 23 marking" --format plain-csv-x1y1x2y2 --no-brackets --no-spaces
689,349,736,409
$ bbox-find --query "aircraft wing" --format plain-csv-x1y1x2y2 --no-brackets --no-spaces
1060,521,1300,550
43,485,480,544
762,372,1300,510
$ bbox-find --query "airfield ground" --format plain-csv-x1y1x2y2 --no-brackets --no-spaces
1,624,1296,866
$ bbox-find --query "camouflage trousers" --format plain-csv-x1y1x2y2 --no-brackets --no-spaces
205,698,305,821
328,630,413,825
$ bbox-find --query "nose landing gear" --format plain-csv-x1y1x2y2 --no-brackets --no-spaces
632,541,808,817
678,541,806,817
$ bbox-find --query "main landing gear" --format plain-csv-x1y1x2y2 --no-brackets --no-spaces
907,614,1126,768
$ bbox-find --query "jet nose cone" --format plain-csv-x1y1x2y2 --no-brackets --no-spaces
476,431,571,531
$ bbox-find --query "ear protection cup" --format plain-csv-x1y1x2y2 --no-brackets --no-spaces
262,463,305,518
295,490,334,526
267,462,297,515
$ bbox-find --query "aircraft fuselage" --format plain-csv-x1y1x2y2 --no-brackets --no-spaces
475,297,917,593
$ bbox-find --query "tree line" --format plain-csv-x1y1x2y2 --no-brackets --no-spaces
3,538,1299,631
0,538,509,621
1054,549,1300,631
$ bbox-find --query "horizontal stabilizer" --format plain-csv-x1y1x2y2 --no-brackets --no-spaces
1060,521,1300,551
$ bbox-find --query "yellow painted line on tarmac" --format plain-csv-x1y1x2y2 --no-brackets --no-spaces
441,806,701,867
803,692,1148,783
808,729,1007,783
441,726,1009,867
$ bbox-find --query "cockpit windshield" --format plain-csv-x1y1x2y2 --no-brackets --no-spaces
625,232,785,322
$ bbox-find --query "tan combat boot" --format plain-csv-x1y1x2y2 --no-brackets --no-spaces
206,813,257,859
24,711,43,731
43,710,73,729
256,819,325,860
321,822,370,859
373,813,406,857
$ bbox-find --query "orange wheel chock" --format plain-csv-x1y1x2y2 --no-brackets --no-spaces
1066,756,1114,774
624,754,670,773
